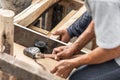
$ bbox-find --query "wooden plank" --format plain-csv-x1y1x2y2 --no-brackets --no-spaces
44,12,49,30
14,23,66,53
49,5,86,39
0,42,65,80
14,0,60,27
14,22,90,54
47,8,54,31
44,8,53,31
29,25,49,35
0,53,65,80
39,17,43,28
55,5,86,31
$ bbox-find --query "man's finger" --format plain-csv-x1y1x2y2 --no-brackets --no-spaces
62,69,71,79
50,66,58,73
55,66,65,78
56,52,65,59
52,46,65,54
54,55,60,61
52,48,61,54
52,29,64,35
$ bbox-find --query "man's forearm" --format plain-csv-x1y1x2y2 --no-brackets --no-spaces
72,20,95,52
72,46,120,68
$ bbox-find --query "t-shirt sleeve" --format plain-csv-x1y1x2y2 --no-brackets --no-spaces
86,0,120,49
67,11,92,38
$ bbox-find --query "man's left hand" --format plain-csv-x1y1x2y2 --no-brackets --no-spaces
50,59,75,79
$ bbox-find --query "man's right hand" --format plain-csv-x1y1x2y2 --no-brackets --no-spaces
52,29,70,43
52,45,76,60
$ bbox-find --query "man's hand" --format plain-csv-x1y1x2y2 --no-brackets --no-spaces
52,29,70,43
50,59,75,79
52,45,77,60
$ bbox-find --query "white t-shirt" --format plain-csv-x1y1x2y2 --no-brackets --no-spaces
85,0,120,65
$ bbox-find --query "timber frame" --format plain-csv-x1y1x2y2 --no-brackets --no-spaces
0,0,91,80
14,0,86,39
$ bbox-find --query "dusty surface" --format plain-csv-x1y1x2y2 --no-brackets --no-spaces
0,0,32,14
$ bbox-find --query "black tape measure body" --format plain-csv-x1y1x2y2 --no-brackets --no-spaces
34,41,47,53
24,47,40,59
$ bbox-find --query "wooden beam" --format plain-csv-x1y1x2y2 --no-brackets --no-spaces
0,53,65,80
44,8,53,31
39,17,43,28
14,23,66,52
0,9,15,55
14,23,90,54
29,25,49,35
47,8,54,31
14,0,60,27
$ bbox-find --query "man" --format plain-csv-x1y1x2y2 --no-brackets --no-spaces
51,0,120,80
52,11,92,43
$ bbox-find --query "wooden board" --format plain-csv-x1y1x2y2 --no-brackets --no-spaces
29,25,49,35
14,23,66,53
0,43,65,80
14,0,60,27
14,43,58,72
0,9,15,54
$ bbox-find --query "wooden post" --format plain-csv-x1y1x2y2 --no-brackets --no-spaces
0,9,15,80
39,17,43,29
44,8,53,31
0,9,15,55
